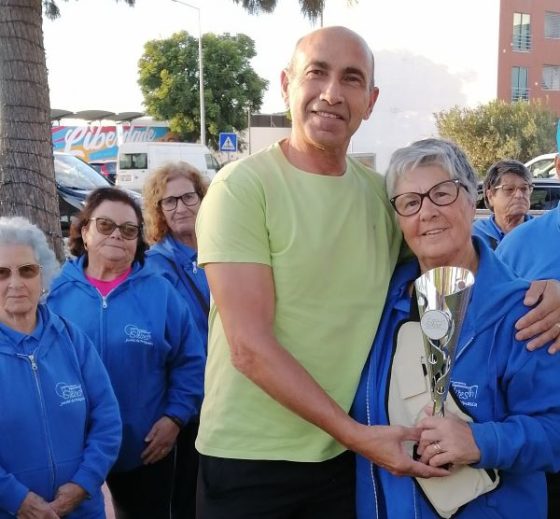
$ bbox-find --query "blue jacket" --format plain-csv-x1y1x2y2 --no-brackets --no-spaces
145,235,210,346
472,213,533,250
497,205,560,279
0,305,121,517
47,257,205,472
354,237,560,519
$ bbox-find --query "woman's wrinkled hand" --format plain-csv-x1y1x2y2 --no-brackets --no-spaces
415,407,481,468
17,492,59,519
141,415,180,464
49,483,87,517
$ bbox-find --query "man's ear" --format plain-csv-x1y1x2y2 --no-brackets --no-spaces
280,69,290,108
364,87,380,120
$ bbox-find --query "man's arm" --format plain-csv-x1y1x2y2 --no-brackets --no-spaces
205,262,447,478
514,280,560,353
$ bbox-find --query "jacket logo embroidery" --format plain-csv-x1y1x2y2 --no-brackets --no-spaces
124,324,153,345
451,380,478,408
56,382,85,406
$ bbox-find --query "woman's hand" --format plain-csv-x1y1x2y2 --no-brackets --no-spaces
17,492,59,519
141,416,181,464
49,483,87,517
416,408,481,468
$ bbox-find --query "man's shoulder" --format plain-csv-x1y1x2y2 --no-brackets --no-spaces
501,207,558,249
216,143,281,182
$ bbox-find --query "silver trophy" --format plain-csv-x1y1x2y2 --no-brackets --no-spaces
414,266,475,417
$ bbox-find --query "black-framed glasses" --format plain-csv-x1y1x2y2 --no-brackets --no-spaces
159,192,199,211
390,179,466,217
0,263,42,281
492,183,533,197
89,217,140,240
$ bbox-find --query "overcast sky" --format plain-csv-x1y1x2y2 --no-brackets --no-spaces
43,0,501,168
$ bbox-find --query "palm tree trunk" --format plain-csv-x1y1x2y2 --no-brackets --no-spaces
0,0,64,259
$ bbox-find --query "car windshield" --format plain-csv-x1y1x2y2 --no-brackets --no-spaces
55,154,110,189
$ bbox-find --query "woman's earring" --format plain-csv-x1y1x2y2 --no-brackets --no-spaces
84,241,88,251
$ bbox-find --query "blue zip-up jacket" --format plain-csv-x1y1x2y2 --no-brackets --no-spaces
0,305,121,517
472,213,533,250
145,235,210,347
354,237,560,519
497,205,560,280
47,257,205,472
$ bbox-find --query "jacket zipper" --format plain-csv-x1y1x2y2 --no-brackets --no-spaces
20,353,57,495
365,356,380,519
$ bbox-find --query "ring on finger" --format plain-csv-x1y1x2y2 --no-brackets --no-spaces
432,442,443,454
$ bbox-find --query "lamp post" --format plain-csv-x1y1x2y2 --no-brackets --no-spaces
172,0,206,146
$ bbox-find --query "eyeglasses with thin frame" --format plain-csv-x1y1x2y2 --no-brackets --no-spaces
159,191,199,212
89,217,140,240
0,263,42,281
390,179,467,217
492,183,533,197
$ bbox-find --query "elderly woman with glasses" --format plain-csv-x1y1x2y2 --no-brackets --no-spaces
142,161,210,519
47,187,205,519
472,160,534,250
0,216,121,518
354,139,560,519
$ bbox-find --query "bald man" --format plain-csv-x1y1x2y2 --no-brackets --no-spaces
194,26,446,519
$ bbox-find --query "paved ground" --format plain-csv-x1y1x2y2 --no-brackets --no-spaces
103,485,115,519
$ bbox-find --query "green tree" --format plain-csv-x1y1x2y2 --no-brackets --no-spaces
0,1,134,259
232,0,356,21
435,100,558,176
138,31,268,149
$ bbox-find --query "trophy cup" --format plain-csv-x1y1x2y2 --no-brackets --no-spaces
414,266,475,417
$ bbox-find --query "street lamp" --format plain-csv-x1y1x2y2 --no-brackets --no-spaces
172,0,206,146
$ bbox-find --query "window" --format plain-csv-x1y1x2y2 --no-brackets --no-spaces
513,12,531,51
119,153,148,170
545,11,560,39
542,66,560,91
511,67,529,101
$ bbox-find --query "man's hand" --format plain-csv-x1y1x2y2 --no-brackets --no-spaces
17,492,59,519
349,423,449,478
141,416,180,464
49,483,87,517
515,280,560,353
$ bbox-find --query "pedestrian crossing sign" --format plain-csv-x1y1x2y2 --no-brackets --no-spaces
219,132,238,152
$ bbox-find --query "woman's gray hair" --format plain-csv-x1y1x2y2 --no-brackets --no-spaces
0,217,59,292
385,138,478,203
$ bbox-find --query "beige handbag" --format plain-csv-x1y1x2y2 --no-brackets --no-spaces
387,320,500,518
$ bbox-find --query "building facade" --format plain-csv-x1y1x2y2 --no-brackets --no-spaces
498,0,560,115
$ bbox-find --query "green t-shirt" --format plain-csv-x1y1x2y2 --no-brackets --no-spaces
196,142,401,462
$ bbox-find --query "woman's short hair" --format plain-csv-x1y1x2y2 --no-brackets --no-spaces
0,216,59,292
68,187,148,264
385,138,478,204
482,159,532,211
143,161,209,244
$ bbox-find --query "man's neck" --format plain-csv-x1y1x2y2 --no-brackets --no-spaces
280,138,347,176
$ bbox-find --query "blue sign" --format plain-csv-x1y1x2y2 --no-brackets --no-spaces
219,132,238,152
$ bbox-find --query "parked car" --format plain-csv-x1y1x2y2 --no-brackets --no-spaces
476,177,560,219
89,160,117,184
55,152,141,235
525,153,557,178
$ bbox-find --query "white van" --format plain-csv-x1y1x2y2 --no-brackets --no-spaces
116,142,221,192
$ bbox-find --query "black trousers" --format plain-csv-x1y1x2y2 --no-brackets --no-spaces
107,453,174,519
172,421,200,519
196,450,356,519
547,472,560,518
